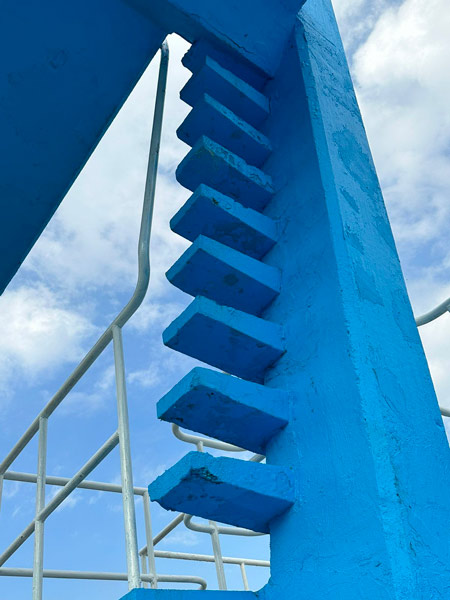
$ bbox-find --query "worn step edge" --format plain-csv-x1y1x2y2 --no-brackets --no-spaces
166,235,280,315
157,367,289,453
170,184,278,259
149,451,294,533
177,94,272,167
176,136,274,212
180,56,269,128
162,296,284,383
182,39,268,91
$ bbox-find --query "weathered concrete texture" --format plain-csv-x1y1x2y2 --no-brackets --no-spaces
180,57,269,128
162,296,284,383
149,451,294,533
125,0,306,77
176,136,273,212
166,235,280,315
121,590,255,600
257,0,450,597
0,0,165,293
157,367,289,453
170,184,278,259
182,39,267,91
177,94,272,167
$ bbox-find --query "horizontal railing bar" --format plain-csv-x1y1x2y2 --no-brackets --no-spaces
153,550,270,568
0,432,119,567
0,65,164,473
184,514,265,537
172,424,244,453
171,425,266,462
249,454,265,462
139,513,185,556
3,471,147,495
415,297,450,327
0,568,207,589
0,330,115,476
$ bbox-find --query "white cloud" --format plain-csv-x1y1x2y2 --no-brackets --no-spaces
48,487,82,513
0,284,96,398
332,0,395,54
337,0,450,420
351,0,450,271
22,34,191,300
160,529,200,548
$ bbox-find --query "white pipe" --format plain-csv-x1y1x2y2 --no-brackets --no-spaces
415,297,450,327
209,520,227,590
32,417,48,600
3,471,147,495
184,514,264,537
0,568,206,590
113,325,141,590
0,432,119,567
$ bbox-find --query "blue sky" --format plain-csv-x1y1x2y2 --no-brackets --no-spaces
1,0,449,597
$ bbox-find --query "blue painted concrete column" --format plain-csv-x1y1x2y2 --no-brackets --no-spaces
260,0,450,597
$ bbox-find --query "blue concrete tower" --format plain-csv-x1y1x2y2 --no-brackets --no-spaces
2,0,449,597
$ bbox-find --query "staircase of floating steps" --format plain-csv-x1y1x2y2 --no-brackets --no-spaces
149,40,293,532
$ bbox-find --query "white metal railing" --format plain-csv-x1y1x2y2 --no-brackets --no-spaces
415,297,450,327
415,297,450,418
0,40,170,597
0,38,270,596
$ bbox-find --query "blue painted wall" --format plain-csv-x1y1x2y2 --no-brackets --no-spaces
260,0,450,596
0,0,165,292
126,0,305,78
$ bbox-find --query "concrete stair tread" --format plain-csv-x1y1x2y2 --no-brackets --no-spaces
149,451,294,533
166,235,280,315
157,367,289,453
177,93,272,167
182,39,267,91
180,55,269,128
170,184,278,259
176,136,274,212
162,296,284,382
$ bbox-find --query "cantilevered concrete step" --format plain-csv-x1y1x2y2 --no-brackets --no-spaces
177,94,272,167
166,235,280,315
162,296,284,382
180,56,270,128
157,367,289,453
176,136,274,212
170,185,278,260
149,452,294,533
182,39,267,91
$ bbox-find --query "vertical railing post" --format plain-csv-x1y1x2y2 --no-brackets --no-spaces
0,473,4,515
32,416,48,600
209,520,227,590
112,324,141,590
143,491,157,589
240,562,249,591
140,553,149,589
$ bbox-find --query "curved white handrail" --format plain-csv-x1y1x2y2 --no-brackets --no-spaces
415,297,450,327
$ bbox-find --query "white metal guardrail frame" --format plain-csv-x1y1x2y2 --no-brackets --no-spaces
0,40,170,598
0,38,271,596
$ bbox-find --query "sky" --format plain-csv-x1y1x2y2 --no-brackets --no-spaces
0,0,449,597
